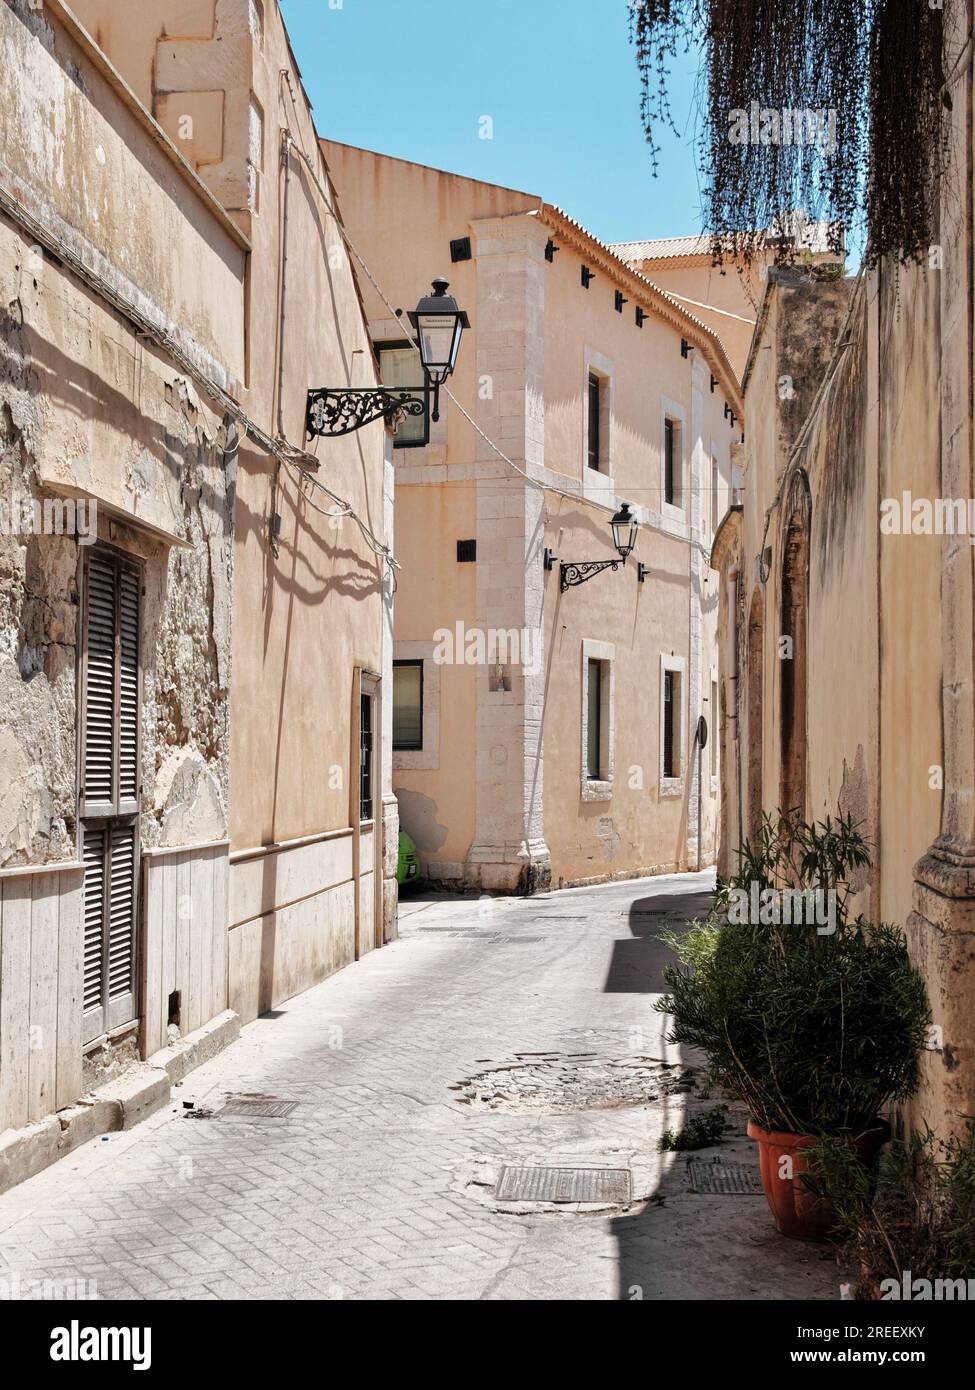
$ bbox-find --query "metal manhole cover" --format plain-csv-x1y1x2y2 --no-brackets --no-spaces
220,1095,299,1118
496,1165,631,1204
686,1159,763,1195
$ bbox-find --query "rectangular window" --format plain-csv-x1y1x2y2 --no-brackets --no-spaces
81,549,141,1043
359,691,374,821
711,454,720,534
664,418,679,507
586,658,603,779
393,661,423,751
711,677,720,784
377,343,428,447
663,669,682,779
587,373,601,472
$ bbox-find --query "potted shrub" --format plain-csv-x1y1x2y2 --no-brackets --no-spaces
656,811,930,1239
811,1122,975,1294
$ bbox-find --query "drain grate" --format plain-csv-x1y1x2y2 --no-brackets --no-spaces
496,1165,631,1204
686,1158,763,1195
220,1095,299,1118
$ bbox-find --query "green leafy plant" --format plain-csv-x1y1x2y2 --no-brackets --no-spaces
656,811,930,1136
629,0,949,267
808,1123,975,1291
658,1105,729,1152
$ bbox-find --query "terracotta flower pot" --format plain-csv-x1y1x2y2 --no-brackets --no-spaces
747,1119,890,1240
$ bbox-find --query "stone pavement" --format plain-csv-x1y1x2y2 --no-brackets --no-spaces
0,872,841,1301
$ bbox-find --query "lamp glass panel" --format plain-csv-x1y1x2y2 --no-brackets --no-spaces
417,314,456,375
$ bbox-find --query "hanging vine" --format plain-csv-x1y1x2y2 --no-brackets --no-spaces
630,0,951,266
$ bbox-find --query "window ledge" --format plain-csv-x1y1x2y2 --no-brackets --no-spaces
659,777,684,799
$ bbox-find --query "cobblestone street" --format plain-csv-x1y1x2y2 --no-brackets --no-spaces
0,875,838,1302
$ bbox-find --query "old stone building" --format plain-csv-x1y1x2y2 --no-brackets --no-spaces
323,144,744,892
613,221,840,380
0,0,395,1186
710,0,975,1140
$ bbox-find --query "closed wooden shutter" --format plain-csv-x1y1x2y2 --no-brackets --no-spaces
81,550,141,1043
82,824,107,1038
118,567,139,813
107,821,137,1029
82,554,116,816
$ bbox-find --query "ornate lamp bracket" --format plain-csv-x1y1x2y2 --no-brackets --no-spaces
306,387,427,439
559,559,621,592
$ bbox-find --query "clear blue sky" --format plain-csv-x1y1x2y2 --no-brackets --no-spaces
280,0,705,247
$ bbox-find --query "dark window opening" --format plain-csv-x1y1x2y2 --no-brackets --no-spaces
359,691,374,821
393,661,423,751
663,669,681,779
376,342,429,448
588,374,601,472
664,418,678,506
586,658,603,779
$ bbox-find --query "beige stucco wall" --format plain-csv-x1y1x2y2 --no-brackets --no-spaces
714,251,959,1136
629,260,761,380
324,142,735,889
0,0,247,1129
0,0,395,1122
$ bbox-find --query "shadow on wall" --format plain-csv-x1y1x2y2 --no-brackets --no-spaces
394,786,449,858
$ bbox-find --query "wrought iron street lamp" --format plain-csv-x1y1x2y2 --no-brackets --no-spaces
306,278,469,439
559,502,641,592
408,278,468,422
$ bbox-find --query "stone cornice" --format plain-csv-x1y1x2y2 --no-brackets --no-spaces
535,204,744,415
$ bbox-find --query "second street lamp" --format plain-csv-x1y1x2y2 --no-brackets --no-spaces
306,278,469,438
559,502,641,592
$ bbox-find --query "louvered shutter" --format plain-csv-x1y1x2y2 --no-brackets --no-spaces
81,550,141,1043
117,567,140,815
106,821,137,1030
82,824,107,1040
82,554,116,817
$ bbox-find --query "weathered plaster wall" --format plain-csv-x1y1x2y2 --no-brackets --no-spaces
726,248,966,1137
0,0,241,1131
0,5,241,867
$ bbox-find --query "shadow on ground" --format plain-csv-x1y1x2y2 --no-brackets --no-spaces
604,885,837,1300
603,889,715,993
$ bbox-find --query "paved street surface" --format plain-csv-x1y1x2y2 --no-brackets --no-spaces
0,873,840,1301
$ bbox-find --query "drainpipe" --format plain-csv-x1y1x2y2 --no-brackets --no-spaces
728,566,744,858
276,124,293,439
697,721,704,872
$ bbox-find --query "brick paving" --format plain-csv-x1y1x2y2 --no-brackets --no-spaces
0,873,840,1301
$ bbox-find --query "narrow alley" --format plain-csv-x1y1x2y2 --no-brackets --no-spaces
0,876,835,1302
